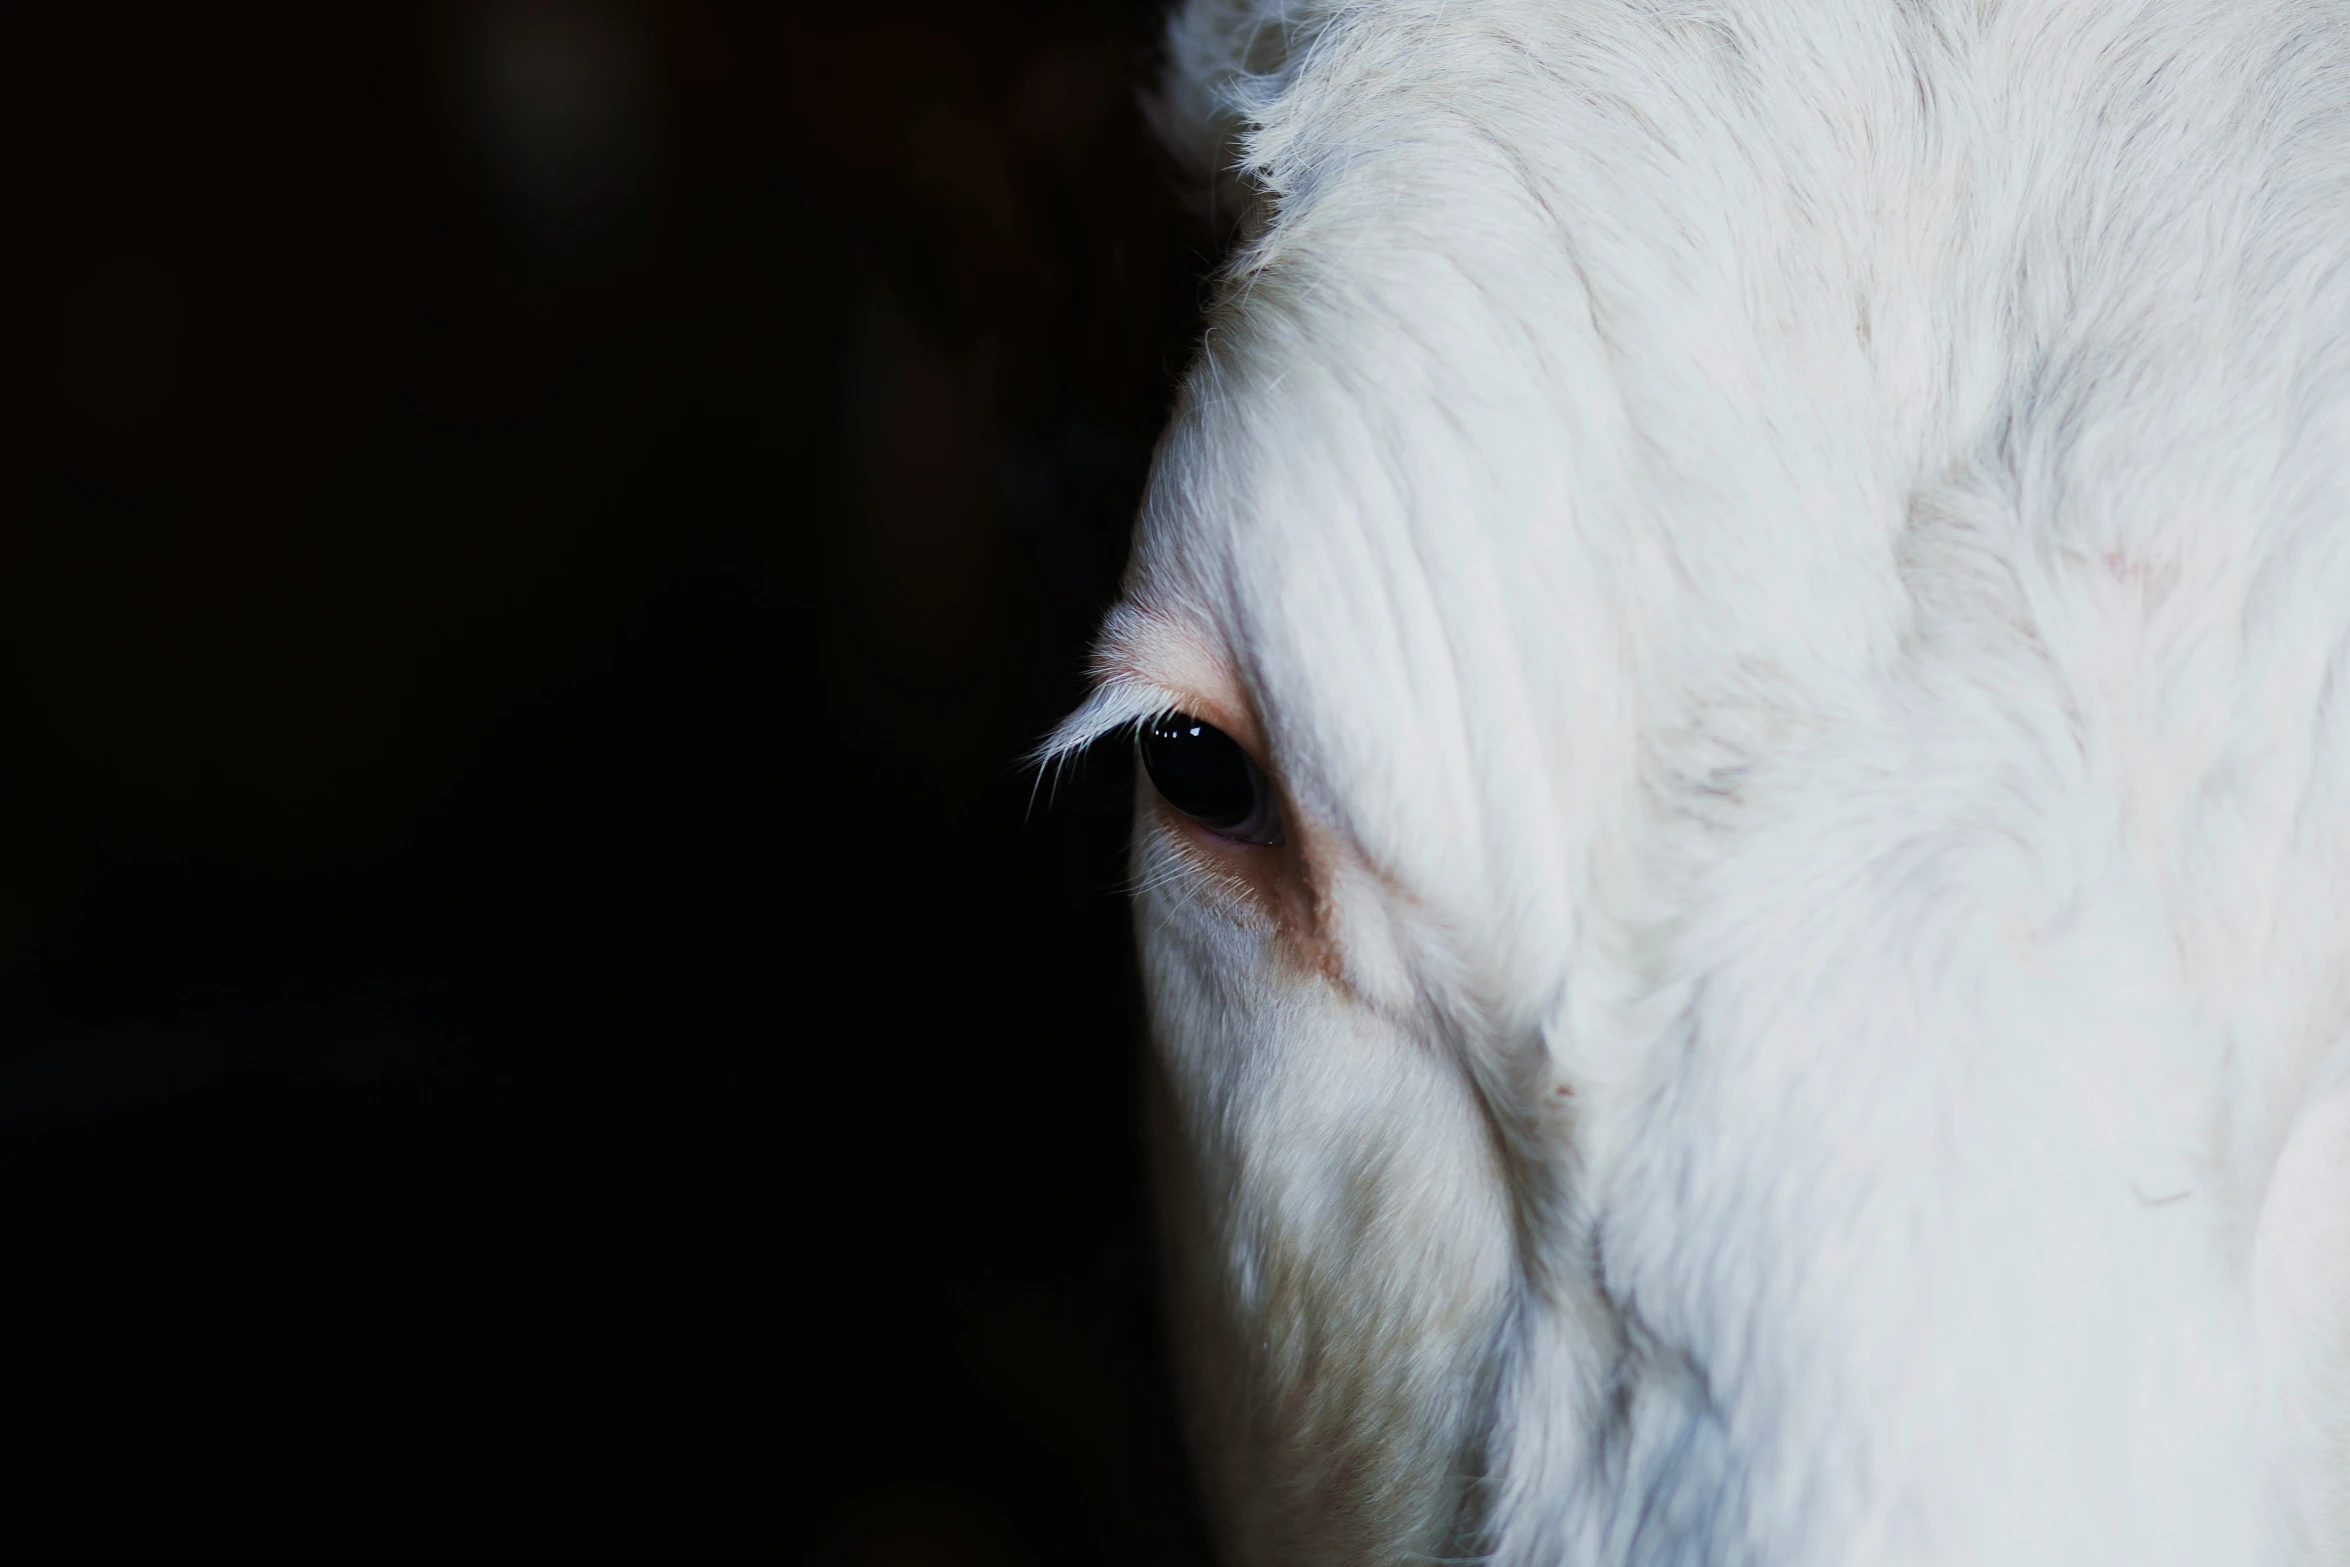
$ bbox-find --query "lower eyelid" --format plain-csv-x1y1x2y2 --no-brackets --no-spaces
1136,816,1254,905
1158,798,1282,854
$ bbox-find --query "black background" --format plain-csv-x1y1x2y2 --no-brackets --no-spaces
7,2,1219,1560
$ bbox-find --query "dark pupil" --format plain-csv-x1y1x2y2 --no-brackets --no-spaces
1140,713,1257,828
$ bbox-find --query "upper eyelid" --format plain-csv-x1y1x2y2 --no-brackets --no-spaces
1037,679,1198,771
1040,607,1263,769
1139,707,1279,778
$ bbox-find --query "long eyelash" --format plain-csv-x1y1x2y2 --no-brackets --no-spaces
1043,711,1273,915
1022,710,1172,826
1030,679,1191,775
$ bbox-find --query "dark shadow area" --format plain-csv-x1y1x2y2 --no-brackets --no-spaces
5,2,1218,1560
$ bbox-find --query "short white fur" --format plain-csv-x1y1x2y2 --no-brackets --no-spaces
1052,2,2350,1561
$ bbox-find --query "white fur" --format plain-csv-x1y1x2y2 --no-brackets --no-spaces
1053,2,2350,1560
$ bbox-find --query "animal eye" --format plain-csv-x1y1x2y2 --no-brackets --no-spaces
1139,712,1281,845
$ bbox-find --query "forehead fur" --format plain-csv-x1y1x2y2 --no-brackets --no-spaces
1097,0,2350,1015
1111,0,1950,1015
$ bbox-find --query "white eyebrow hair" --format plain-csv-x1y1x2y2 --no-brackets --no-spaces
1032,599,1238,772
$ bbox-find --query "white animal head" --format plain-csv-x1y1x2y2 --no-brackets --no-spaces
1049,2,2350,1561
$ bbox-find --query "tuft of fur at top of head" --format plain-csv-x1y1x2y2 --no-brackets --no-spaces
1148,0,1353,238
